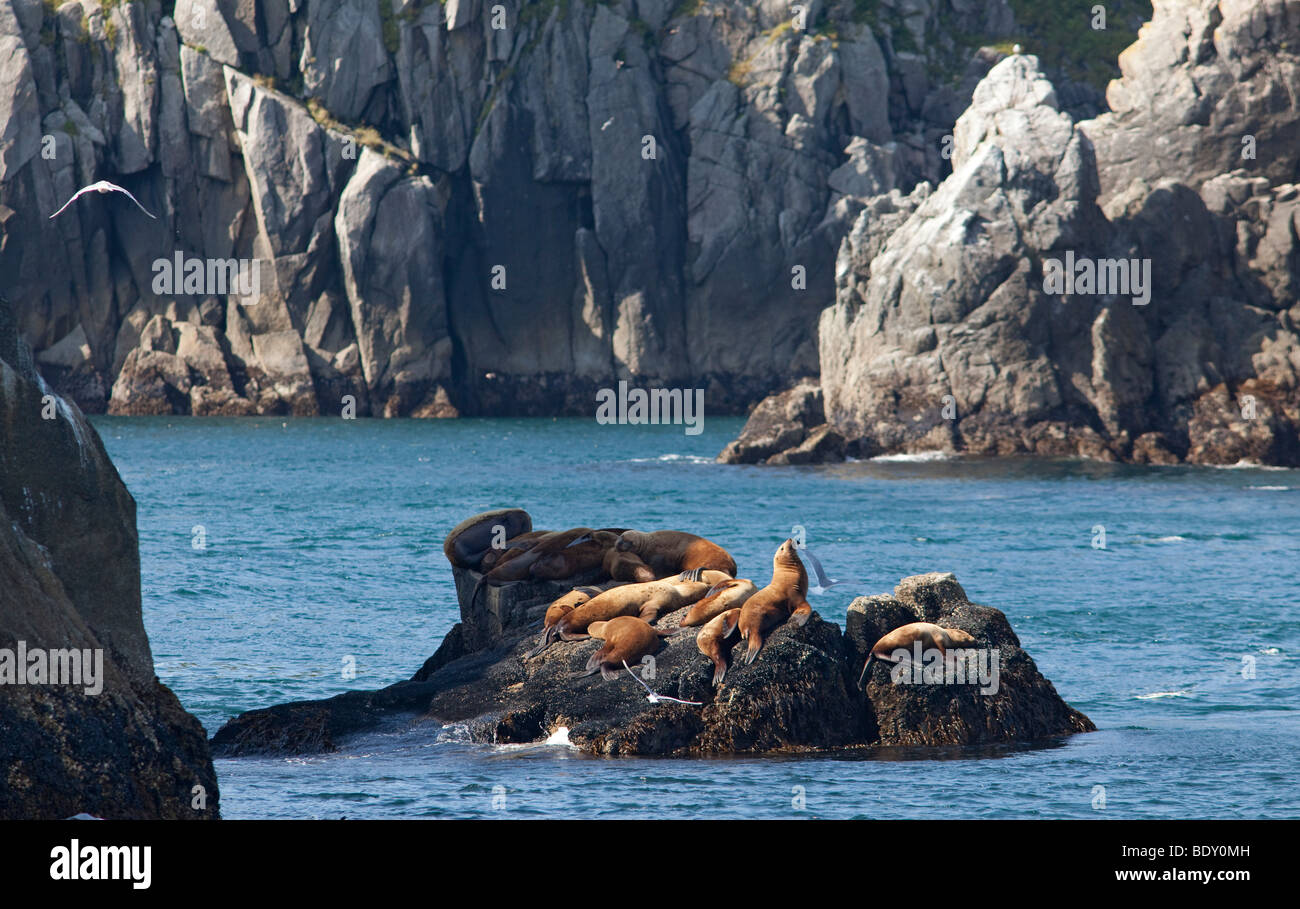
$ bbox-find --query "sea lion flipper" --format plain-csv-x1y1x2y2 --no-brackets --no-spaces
712,663,728,687
719,609,740,639
857,653,876,689
789,601,812,627
600,664,619,681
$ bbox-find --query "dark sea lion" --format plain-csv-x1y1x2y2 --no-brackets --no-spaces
603,546,656,583
737,539,811,665
696,607,741,686
469,527,594,607
581,616,673,681
443,508,532,570
616,530,737,578
529,530,620,581
479,530,550,572
680,578,758,627
857,623,978,688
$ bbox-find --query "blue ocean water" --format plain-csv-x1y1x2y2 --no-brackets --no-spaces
91,415,1300,819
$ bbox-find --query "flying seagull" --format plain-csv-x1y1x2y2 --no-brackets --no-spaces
49,180,156,220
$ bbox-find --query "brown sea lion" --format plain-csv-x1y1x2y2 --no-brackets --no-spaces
529,530,621,581
581,616,673,681
553,575,714,642
857,622,978,688
603,546,656,583
680,578,758,627
478,530,550,572
737,539,811,665
469,527,595,607
696,607,741,686
524,587,605,658
443,508,532,570
615,530,737,578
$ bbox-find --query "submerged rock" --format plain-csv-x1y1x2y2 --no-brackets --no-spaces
211,560,1093,757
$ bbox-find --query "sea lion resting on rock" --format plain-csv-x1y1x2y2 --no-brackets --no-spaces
696,607,742,687
479,530,550,573
443,508,532,570
680,578,758,627
857,622,978,689
616,530,737,579
738,539,811,665
525,587,605,658
546,572,729,646
603,546,656,583
581,616,674,681
470,527,612,606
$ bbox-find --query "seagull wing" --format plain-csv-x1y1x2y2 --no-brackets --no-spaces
48,185,95,219
111,185,158,219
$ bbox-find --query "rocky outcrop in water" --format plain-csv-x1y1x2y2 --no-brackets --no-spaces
0,294,219,819
210,527,1093,756
724,5,1300,467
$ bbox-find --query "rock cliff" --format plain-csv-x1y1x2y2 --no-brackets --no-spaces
0,293,219,819
727,3,1300,466
2,0,1130,418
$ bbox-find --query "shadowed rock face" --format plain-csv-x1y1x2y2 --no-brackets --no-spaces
211,553,1092,757
4,0,1108,420
0,295,219,819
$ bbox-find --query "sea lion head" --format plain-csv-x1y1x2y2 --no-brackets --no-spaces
774,538,800,565
616,530,644,553
943,627,977,646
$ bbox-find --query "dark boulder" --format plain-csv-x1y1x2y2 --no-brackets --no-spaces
0,295,219,819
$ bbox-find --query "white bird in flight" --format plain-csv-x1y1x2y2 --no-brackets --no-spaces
49,180,156,220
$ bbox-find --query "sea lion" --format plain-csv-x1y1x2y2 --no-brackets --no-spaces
696,607,741,686
525,587,605,658
478,530,552,572
603,546,656,583
443,508,532,570
553,575,715,642
737,539,811,665
529,530,621,581
680,578,758,627
616,530,737,578
857,622,978,688
468,527,595,606
581,616,673,681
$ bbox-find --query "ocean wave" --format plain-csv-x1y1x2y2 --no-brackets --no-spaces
623,454,714,464
1211,460,1293,471
1136,690,1193,700
870,451,954,463
1246,485,1291,491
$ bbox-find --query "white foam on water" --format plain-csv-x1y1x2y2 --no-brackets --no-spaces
1154,535,1188,542
624,453,713,464
543,726,572,746
1136,690,1192,700
1246,485,1290,491
1212,460,1291,471
870,451,953,462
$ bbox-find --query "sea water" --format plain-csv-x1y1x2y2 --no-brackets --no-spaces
92,415,1300,819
